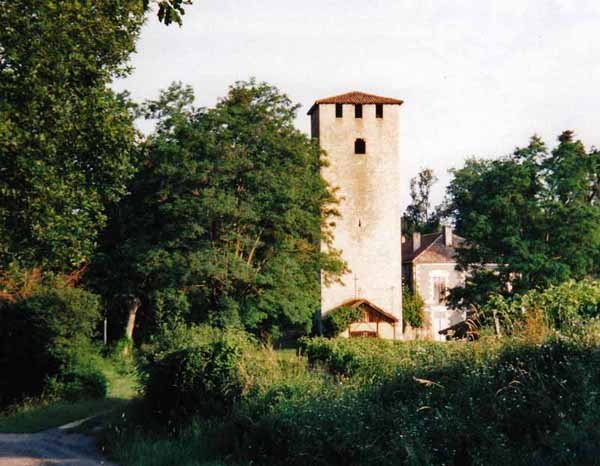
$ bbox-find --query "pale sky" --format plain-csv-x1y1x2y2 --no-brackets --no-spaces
114,0,600,207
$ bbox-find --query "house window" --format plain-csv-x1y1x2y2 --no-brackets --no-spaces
376,104,383,118
355,104,363,118
433,277,447,304
354,138,366,154
335,103,343,118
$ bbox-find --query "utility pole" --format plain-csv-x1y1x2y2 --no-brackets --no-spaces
103,317,108,346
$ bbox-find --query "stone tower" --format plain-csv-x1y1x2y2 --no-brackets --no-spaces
308,91,404,330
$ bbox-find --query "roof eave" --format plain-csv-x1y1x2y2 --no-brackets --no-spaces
344,298,400,322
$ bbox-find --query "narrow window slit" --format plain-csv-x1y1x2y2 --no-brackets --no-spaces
355,138,366,154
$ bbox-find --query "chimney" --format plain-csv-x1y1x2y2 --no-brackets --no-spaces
412,232,421,252
443,225,453,247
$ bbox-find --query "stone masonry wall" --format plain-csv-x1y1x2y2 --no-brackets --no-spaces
316,103,403,321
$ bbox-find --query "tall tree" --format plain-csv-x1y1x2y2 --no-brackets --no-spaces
0,1,147,272
402,168,441,235
445,132,600,310
542,131,600,277
89,81,345,342
0,1,195,275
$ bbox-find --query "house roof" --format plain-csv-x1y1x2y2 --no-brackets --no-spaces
336,298,400,323
307,91,404,114
402,231,466,264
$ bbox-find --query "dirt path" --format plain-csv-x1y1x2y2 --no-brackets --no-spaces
0,426,115,466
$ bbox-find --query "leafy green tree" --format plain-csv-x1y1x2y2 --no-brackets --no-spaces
446,132,600,310
90,81,344,342
0,1,148,272
402,286,425,328
402,168,441,235
0,1,196,275
542,131,600,279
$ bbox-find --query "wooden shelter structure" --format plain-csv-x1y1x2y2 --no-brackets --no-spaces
335,298,400,339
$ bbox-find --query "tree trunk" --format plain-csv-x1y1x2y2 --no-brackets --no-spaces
493,308,502,338
123,297,140,356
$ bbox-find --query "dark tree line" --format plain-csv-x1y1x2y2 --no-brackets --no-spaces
402,132,600,311
446,131,600,309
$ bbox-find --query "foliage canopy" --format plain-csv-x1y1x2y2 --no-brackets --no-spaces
0,1,146,272
91,81,344,339
445,132,600,309
402,168,441,235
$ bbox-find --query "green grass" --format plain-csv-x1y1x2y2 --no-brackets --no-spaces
0,357,138,433
0,397,128,433
108,420,232,466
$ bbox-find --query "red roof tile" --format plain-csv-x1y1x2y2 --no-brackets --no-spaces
402,231,466,263
308,91,403,114
336,298,399,322
338,298,400,322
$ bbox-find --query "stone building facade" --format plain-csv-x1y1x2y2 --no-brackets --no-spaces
309,91,404,335
402,226,467,341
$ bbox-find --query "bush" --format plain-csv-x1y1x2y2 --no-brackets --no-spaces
48,364,108,401
0,282,102,407
482,279,600,333
300,336,479,380
109,323,600,466
402,286,425,328
322,306,363,337
143,333,244,422
230,329,600,466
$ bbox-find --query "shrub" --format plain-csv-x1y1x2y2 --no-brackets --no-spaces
0,282,102,406
143,335,244,422
481,279,600,333
526,279,600,327
110,324,600,466
322,306,363,337
402,286,425,328
230,328,600,466
48,364,108,401
300,336,476,380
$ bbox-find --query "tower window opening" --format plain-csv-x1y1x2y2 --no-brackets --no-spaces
376,104,383,118
355,104,363,118
335,103,343,118
355,138,366,154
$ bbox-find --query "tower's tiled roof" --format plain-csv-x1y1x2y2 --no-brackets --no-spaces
308,91,403,114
